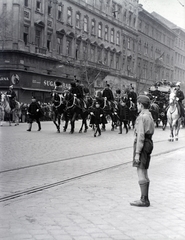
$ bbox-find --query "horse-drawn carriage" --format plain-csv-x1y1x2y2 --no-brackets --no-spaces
149,81,171,129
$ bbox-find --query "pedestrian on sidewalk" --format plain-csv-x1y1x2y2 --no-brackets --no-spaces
27,96,43,132
130,95,155,207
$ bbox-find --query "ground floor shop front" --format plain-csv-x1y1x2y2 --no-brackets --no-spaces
0,70,71,104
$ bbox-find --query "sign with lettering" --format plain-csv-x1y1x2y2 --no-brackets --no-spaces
0,75,10,86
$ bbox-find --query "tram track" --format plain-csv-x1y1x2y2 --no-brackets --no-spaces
0,143,184,203
0,138,182,174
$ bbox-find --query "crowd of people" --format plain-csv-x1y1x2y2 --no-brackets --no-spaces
1,81,185,129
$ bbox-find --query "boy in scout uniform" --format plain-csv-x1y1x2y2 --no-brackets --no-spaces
130,95,155,207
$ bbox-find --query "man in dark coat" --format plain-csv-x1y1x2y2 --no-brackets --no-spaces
128,87,137,104
102,84,114,101
27,96,43,131
6,85,16,110
75,80,84,99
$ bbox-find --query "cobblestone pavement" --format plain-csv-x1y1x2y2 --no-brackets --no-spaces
0,121,185,239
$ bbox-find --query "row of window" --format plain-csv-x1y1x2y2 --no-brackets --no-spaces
139,20,174,48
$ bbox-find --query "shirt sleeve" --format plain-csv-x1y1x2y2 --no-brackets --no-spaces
135,116,145,154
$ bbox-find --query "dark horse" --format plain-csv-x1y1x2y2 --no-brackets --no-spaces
95,91,118,131
51,91,66,133
128,99,137,129
150,99,160,127
63,91,89,133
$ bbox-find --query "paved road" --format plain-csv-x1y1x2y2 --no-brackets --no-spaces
1,121,185,239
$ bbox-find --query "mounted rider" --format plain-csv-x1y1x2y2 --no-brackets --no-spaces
102,84,114,108
6,85,16,110
175,82,184,118
128,87,137,105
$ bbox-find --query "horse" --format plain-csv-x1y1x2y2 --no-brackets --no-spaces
95,91,118,131
0,92,12,125
51,91,66,133
158,101,168,130
115,100,130,134
12,100,21,126
63,91,89,133
167,90,181,141
128,98,137,129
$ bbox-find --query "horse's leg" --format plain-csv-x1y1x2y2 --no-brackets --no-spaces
175,119,181,141
169,123,174,141
70,113,76,133
9,112,12,126
53,113,59,132
15,111,19,126
63,119,68,132
79,119,83,133
57,114,61,133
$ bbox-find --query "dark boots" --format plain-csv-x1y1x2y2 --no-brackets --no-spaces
130,180,150,207
27,123,32,131
118,125,122,134
27,122,41,131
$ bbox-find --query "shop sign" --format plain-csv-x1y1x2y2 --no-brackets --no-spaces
32,79,41,87
43,80,55,87
43,80,70,89
0,76,9,81
0,76,10,86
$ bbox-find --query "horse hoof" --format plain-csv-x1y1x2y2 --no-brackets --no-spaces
175,138,178,141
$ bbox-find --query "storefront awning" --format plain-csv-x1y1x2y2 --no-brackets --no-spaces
21,87,52,93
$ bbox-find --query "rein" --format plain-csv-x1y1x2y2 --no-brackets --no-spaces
65,94,76,111
53,94,63,108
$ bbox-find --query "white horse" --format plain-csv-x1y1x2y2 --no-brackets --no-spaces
0,92,21,126
167,89,181,141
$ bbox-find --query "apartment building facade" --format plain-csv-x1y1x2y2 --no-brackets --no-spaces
0,0,139,103
137,6,177,93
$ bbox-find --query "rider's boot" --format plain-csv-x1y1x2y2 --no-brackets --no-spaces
38,122,41,131
27,123,32,131
118,125,122,134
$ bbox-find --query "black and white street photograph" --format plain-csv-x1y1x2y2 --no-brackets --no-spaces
0,0,185,239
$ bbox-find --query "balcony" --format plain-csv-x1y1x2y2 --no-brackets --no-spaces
35,47,46,55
